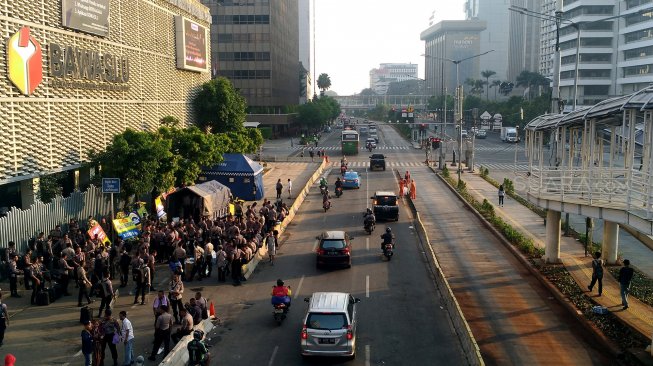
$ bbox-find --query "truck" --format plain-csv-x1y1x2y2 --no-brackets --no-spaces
501,127,519,143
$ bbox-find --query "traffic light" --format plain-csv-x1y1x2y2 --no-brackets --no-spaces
430,137,441,149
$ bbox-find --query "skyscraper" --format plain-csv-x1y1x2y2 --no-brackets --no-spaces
203,0,300,109
298,0,313,103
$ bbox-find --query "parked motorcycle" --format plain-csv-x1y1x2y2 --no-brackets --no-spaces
273,303,288,325
335,186,343,198
383,243,394,260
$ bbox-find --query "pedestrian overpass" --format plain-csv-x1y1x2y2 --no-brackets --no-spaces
524,86,653,265
333,94,430,111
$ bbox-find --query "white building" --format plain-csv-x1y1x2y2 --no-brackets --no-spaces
369,63,418,95
539,0,557,80
298,0,314,103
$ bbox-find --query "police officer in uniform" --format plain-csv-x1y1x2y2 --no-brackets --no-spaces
8,254,20,298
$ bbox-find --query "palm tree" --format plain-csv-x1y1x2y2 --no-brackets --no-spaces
317,73,332,96
516,71,549,100
489,80,502,101
465,78,486,95
481,70,496,101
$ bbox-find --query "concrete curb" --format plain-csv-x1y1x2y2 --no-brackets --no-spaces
159,318,216,365
433,169,622,358
242,158,328,279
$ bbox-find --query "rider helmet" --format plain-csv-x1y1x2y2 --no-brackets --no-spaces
385,227,391,233
366,208,372,214
276,279,284,286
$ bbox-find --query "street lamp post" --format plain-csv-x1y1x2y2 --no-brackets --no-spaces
424,50,495,181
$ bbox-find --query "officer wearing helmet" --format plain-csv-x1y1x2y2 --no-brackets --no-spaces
187,330,210,366
380,227,395,251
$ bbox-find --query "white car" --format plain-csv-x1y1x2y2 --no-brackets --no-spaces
461,130,468,138
365,138,377,148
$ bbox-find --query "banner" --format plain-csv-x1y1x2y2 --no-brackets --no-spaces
113,217,140,240
87,224,110,246
155,197,167,219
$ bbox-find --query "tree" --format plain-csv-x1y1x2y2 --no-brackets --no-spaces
481,70,496,101
386,79,421,95
193,77,247,133
465,78,486,95
317,73,332,96
516,71,549,100
158,126,225,187
89,129,177,204
160,115,181,128
489,80,502,101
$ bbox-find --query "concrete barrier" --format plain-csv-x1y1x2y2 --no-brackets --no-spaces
242,158,327,279
159,318,216,366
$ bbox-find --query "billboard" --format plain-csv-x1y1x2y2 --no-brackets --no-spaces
61,0,110,37
174,16,209,73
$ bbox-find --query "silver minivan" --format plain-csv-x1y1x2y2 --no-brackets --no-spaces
301,292,361,358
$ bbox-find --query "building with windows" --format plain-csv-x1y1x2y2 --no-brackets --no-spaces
203,0,300,108
369,63,419,95
0,0,211,210
298,0,313,103
464,0,511,82
508,0,541,81
539,0,557,80
420,20,487,95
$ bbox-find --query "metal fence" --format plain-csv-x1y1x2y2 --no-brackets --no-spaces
0,185,112,252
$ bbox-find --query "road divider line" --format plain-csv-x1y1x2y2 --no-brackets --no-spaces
366,237,369,251
294,275,305,300
268,345,279,366
365,345,371,366
312,239,319,252
73,350,82,357
366,275,370,298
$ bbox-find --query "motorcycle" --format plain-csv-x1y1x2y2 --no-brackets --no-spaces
383,243,394,260
335,186,343,198
364,221,375,235
273,303,288,325
367,144,373,152
320,185,327,196
323,200,331,212
340,165,347,176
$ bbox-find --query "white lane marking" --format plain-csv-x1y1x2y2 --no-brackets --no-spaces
293,275,305,300
268,345,279,366
365,345,371,366
312,239,319,252
366,275,370,298
366,237,369,251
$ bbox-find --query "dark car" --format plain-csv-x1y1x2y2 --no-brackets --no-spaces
371,191,399,221
316,231,352,269
369,154,386,171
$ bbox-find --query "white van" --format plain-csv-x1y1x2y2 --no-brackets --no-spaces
301,292,361,359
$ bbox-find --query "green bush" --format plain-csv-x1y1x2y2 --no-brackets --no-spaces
503,178,515,195
456,179,467,191
442,165,450,178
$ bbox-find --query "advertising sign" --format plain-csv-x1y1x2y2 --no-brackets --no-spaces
174,16,209,72
87,224,110,246
62,0,110,37
113,217,140,239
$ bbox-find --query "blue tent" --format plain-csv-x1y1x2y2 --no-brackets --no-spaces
198,154,264,201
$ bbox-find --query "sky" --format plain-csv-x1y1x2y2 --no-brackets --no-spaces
314,0,467,96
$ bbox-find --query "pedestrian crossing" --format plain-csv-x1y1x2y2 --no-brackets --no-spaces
476,163,529,171
329,161,425,168
474,146,525,152
296,145,411,151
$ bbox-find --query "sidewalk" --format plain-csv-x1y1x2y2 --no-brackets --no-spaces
486,169,653,281
459,170,653,341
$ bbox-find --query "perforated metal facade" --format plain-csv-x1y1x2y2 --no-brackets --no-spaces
0,0,212,185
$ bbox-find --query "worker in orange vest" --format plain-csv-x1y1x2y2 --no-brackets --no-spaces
410,179,416,200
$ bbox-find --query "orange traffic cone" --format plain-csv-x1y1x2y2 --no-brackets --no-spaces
209,302,216,320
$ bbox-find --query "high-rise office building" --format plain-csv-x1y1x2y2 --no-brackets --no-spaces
539,0,557,80
298,0,313,103
203,0,299,109
369,63,418,95
508,0,541,81
465,0,511,82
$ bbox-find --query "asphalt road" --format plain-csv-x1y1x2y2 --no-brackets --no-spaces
210,128,467,365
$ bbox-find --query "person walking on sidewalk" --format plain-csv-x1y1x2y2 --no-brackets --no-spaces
619,259,635,309
587,252,603,296
287,179,293,199
498,185,505,207
276,179,283,199
267,230,277,266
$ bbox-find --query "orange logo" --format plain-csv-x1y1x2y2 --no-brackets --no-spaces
7,27,43,95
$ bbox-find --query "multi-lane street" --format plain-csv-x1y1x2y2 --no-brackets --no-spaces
211,125,467,365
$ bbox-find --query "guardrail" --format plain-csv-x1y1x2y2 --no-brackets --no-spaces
159,318,215,365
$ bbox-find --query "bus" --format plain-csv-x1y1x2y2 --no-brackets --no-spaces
342,130,359,155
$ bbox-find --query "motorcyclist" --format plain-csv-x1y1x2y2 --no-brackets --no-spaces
335,177,343,195
319,177,328,188
363,208,376,226
380,227,395,251
271,279,292,309
187,330,211,366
